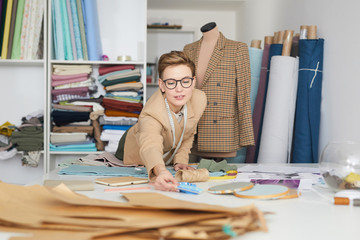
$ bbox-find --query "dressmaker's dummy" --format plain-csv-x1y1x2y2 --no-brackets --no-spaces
183,22,254,159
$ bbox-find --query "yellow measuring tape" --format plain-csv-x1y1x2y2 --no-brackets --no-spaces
209,170,238,180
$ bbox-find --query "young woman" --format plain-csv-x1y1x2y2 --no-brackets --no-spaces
115,51,207,192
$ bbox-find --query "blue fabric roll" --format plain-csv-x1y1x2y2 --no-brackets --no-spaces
292,39,324,163
70,0,83,60
53,0,65,60
227,47,263,163
82,0,102,61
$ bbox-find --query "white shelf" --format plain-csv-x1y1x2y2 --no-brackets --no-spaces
0,59,44,66
50,151,105,155
147,28,196,34
148,0,245,11
50,60,146,65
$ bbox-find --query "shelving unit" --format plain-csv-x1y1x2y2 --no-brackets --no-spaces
0,0,48,184
45,0,147,173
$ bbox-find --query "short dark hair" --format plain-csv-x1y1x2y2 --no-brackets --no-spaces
157,51,195,79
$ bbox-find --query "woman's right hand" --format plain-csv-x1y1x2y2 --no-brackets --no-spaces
153,165,179,192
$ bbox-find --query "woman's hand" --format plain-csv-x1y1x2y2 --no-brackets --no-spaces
173,163,195,171
152,164,179,192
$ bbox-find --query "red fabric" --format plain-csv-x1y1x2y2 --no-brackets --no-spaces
99,65,135,75
102,98,143,112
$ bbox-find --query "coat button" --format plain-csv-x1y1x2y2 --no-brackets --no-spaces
214,102,217,106
217,83,221,86
213,120,217,124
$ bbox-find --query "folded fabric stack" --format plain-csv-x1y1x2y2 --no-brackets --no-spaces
10,115,44,167
51,64,100,152
0,122,17,161
98,65,143,152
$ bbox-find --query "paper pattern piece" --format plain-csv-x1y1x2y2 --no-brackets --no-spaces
0,181,267,239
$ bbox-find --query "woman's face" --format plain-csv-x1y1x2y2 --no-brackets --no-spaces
158,64,196,113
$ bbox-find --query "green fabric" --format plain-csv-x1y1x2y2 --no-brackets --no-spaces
60,0,73,60
197,159,238,172
101,75,141,87
0,0,8,56
114,128,129,160
10,0,24,59
76,0,88,60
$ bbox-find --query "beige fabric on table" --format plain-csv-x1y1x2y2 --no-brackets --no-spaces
175,168,209,182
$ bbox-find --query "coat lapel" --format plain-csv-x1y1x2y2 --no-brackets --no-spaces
201,33,226,89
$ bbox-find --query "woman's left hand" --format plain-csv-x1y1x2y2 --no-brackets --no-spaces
173,163,195,171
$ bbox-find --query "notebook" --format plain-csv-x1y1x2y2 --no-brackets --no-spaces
43,180,94,191
95,176,149,187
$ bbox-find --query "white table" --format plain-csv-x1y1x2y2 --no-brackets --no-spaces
3,164,360,240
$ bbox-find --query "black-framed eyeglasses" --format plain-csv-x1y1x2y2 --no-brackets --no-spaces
161,77,194,90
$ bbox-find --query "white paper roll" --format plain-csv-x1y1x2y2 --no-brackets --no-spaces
257,56,299,163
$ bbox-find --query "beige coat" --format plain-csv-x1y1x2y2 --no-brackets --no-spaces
123,89,207,175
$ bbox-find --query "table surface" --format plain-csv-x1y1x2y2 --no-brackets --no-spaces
2,164,359,240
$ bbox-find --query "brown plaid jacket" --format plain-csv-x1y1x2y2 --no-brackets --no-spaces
183,33,254,152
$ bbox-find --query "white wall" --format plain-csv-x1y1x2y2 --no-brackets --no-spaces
147,9,237,42
239,0,360,159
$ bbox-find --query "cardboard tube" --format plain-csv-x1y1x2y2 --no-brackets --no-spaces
264,36,274,45
278,31,285,44
251,40,262,49
307,25,317,39
282,30,294,56
300,25,308,39
273,32,279,44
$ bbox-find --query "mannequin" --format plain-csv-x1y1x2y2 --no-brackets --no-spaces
196,22,220,88
183,22,254,159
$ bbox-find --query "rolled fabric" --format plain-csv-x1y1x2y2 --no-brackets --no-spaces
292,39,324,163
246,44,282,163
10,0,25,59
175,168,209,182
257,56,299,163
82,0,102,61
226,47,263,163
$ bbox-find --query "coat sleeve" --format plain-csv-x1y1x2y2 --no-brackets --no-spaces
236,43,255,147
137,115,166,176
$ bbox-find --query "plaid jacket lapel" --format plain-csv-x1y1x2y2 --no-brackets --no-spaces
201,33,226,89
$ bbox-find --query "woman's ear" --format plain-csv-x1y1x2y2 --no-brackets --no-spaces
158,78,166,93
192,76,196,89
